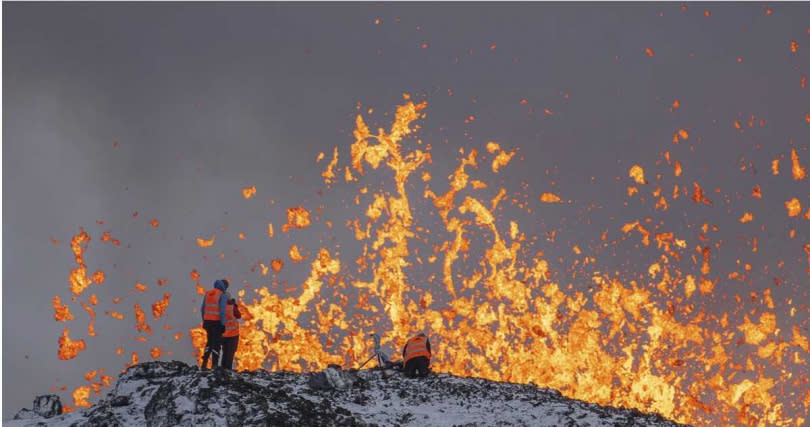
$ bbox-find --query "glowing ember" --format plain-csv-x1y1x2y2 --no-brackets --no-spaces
790,148,806,181
151,293,170,318
134,303,152,334
289,244,308,262
644,47,655,57
196,235,215,247
242,185,257,199
490,146,515,173
321,147,339,185
72,386,91,408
785,198,801,217
629,165,647,184
58,328,86,360
151,219,159,227
282,206,312,232
540,193,563,203
68,228,92,296
271,259,284,272
53,296,74,322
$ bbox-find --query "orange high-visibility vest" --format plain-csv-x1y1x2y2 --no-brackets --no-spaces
223,304,239,338
404,335,430,364
203,289,223,321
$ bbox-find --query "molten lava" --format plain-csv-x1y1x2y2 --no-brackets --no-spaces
52,98,808,427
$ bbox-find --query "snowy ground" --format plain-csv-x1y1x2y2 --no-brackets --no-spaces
8,361,687,427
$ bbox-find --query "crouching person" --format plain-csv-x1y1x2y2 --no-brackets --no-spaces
402,333,431,378
220,298,241,370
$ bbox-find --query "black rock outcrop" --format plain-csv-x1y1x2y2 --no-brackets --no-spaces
9,361,689,427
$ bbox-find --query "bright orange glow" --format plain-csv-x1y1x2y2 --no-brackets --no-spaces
242,185,257,199
53,296,74,322
151,219,159,227
322,147,339,185
629,165,647,184
151,293,170,318
785,198,801,217
791,40,799,53
56,98,807,426
282,206,312,232
790,148,806,181
68,228,92,296
196,235,216,247
134,303,152,334
645,47,655,56
72,386,91,408
289,244,308,262
58,328,85,360
540,193,563,203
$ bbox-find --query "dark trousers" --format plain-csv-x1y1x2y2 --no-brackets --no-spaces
201,320,224,369
404,356,430,378
221,336,239,370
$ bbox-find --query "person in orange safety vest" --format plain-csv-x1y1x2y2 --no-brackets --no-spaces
402,333,431,378
220,298,241,370
200,279,230,369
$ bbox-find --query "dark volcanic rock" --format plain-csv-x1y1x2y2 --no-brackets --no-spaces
14,395,63,420
9,361,690,427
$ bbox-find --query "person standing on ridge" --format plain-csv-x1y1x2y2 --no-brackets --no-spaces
220,298,241,370
402,332,431,378
200,279,230,369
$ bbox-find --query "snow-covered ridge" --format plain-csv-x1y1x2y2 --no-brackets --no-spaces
10,361,688,426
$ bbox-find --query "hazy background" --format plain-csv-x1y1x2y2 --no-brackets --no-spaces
4,2,809,420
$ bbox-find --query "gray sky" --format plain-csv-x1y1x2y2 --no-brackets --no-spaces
3,2,809,422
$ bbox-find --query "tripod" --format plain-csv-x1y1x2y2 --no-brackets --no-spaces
357,333,388,370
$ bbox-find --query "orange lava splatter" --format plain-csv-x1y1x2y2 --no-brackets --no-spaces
271,259,284,272
540,193,563,203
72,386,91,408
53,296,74,322
58,328,86,360
785,198,801,217
197,235,216,248
282,206,312,232
242,185,257,199
151,293,170,319
134,303,152,334
629,165,647,184
289,244,308,263
790,148,806,181
68,228,92,296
